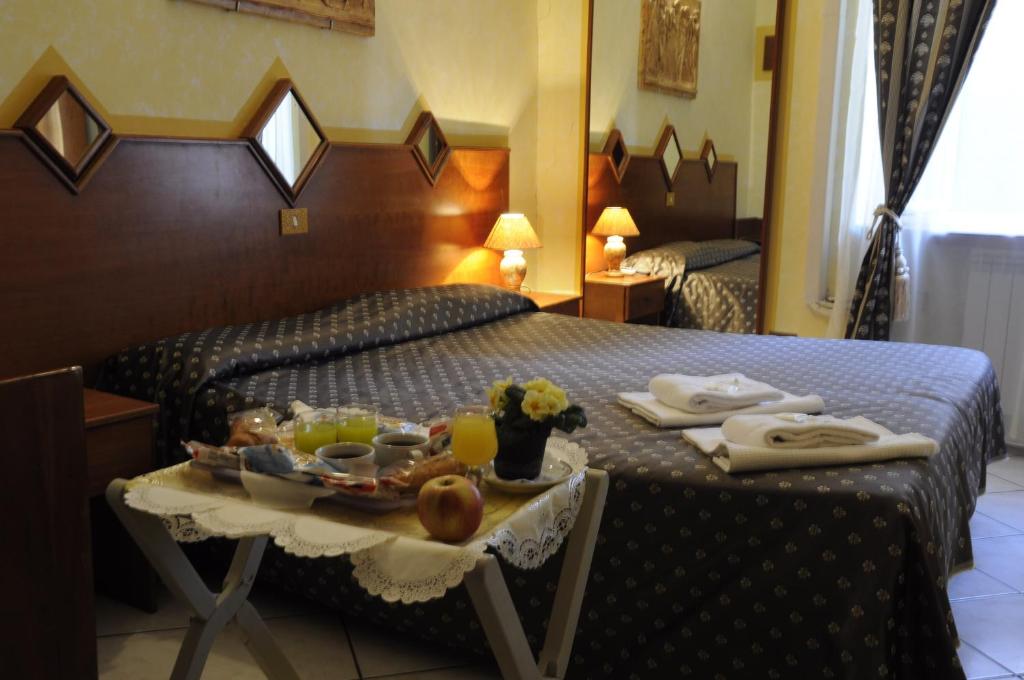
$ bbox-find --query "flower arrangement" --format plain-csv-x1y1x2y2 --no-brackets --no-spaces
487,377,587,432
486,377,586,480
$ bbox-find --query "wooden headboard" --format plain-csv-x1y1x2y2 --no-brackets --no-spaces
584,153,738,273
0,132,509,378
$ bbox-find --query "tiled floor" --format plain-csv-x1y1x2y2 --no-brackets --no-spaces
97,455,1024,679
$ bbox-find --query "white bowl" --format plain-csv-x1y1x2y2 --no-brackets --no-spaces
240,470,334,509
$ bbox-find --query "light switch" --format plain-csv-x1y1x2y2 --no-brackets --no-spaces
665,192,675,207
280,208,308,235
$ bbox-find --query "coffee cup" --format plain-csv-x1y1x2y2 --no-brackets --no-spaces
315,442,377,475
372,432,430,467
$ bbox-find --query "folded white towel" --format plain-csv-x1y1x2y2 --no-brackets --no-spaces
683,421,938,473
649,373,785,413
721,414,882,449
617,391,826,428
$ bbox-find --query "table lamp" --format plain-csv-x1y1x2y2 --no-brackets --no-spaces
484,213,542,291
592,207,639,276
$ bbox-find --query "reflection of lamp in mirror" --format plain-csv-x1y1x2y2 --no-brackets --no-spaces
592,207,639,276
484,213,542,291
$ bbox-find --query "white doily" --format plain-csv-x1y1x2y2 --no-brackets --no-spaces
485,438,588,569
122,438,588,603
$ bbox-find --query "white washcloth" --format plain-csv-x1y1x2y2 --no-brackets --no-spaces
721,414,881,449
649,373,785,413
683,421,938,473
617,391,826,428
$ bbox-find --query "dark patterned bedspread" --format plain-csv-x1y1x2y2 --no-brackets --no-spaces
674,253,760,333
100,284,1005,680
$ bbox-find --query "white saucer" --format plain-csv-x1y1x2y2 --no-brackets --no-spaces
485,457,574,494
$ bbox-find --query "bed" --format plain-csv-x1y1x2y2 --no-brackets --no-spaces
622,239,761,333
97,283,1005,680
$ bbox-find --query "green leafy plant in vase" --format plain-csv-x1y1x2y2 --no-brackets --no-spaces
486,377,587,480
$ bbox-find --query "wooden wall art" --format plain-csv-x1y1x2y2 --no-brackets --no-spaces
185,0,375,36
638,0,701,98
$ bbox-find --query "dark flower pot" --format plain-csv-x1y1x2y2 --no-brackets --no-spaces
494,423,552,480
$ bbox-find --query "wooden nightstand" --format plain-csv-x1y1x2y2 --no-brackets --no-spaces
583,272,666,324
85,388,159,496
525,290,582,317
84,388,160,612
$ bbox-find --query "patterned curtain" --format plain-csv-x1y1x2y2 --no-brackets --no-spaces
846,0,996,340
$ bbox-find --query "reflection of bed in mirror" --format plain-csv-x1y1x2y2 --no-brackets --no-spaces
585,138,762,333
584,0,781,334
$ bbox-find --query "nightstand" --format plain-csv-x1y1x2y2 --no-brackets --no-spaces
84,388,160,612
583,272,666,324
85,388,159,495
525,290,582,317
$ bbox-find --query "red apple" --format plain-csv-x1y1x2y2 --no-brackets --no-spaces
417,475,484,542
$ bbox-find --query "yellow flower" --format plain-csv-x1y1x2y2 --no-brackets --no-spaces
523,377,555,394
521,378,568,420
545,389,568,415
521,389,552,422
487,377,513,411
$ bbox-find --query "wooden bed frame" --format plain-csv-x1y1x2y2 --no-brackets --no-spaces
0,130,510,379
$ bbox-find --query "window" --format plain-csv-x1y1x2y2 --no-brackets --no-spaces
817,0,1024,308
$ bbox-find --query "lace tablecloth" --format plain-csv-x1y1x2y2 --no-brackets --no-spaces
124,438,588,604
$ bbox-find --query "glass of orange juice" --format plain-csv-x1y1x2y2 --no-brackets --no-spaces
451,405,498,484
294,409,337,454
336,404,379,444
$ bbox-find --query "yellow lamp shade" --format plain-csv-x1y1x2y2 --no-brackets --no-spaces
483,213,542,251
592,207,639,237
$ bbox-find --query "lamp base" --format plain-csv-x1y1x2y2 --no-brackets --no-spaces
499,249,527,291
604,235,626,277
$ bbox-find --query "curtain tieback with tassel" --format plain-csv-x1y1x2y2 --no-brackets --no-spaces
866,204,911,323
865,204,902,241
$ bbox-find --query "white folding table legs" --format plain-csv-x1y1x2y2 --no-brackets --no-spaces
107,468,609,680
106,479,301,680
464,469,609,680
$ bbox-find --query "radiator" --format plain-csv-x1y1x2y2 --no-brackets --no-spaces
962,247,1024,446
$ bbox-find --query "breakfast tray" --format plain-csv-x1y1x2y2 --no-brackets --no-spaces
108,438,608,680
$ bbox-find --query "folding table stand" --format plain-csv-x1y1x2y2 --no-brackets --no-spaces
107,468,608,680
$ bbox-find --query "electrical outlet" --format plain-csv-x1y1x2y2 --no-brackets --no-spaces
665,192,675,207
280,208,308,235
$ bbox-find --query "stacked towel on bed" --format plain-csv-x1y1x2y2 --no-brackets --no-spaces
721,413,881,449
650,373,785,412
684,414,939,473
617,373,824,427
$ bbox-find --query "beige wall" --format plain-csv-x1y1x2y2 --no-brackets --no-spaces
763,0,831,337
531,0,588,294
589,0,762,218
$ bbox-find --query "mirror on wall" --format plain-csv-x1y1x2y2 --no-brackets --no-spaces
584,0,782,334
244,79,328,204
256,90,324,189
35,91,104,169
406,112,452,186
14,76,113,191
